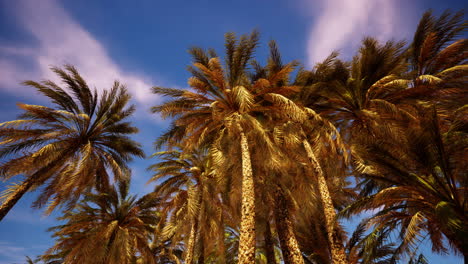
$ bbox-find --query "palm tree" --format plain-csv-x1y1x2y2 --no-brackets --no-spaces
267,105,350,264
0,65,144,220
292,39,410,263
148,147,224,263
152,32,301,263
335,10,467,262
151,32,260,263
287,137,352,264
346,222,398,264
343,105,467,261
248,40,351,263
302,39,407,142
400,10,467,110
43,180,159,264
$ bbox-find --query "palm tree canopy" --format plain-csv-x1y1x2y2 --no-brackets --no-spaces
0,65,144,215
343,105,468,257
43,180,159,264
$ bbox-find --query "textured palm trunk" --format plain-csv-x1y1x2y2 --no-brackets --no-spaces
303,139,347,264
185,221,198,264
185,185,204,264
264,220,277,264
237,125,256,264
273,186,304,264
0,157,64,221
0,176,36,221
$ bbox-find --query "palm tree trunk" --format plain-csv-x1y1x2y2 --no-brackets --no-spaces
273,185,304,264
264,220,276,264
0,176,36,221
0,157,65,221
303,139,347,264
237,124,256,264
185,185,204,264
185,221,197,264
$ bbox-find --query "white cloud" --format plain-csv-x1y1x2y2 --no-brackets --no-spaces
305,0,406,67
0,0,161,112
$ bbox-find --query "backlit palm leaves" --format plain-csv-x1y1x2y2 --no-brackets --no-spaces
0,65,144,220
42,180,158,264
346,106,468,259
299,38,408,143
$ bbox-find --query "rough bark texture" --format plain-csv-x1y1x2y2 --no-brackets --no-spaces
264,220,277,264
303,139,348,264
0,176,35,221
237,126,256,264
186,185,204,264
273,186,304,264
185,221,197,264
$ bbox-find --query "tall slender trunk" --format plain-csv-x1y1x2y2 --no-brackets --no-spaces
185,221,198,264
237,124,256,264
0,157,65,221
0,176,36,221
303,139,347,264
264,220,277,264
185,185,204,264
273,185,304,264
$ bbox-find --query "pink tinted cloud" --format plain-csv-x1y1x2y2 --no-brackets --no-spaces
305,0,410,67
0,0,159,107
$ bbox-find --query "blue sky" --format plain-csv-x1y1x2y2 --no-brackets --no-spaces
0,0,466,263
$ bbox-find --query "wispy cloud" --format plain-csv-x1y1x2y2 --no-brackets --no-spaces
305,0,411,67
0,241,48,264
0,241,27,264
0,0,161,112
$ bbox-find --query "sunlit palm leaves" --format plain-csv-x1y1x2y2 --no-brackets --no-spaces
42,181,158,264
0,65,144,220
344,106,467,258
148,147,225,263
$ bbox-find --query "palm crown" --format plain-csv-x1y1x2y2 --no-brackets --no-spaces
42,180,159,264
0,65,144,219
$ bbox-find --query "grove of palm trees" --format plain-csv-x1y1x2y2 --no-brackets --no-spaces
0,9,466,264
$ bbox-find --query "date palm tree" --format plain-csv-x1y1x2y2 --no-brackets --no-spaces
0,65,144,220
248,41,352,263
152,32,260,263
400,10,467,110
292,40,409,263
300,39,407,143
152,32,302,263
148,147,225,263
346,222,398,264
43,180,159,264
343,105,467,261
